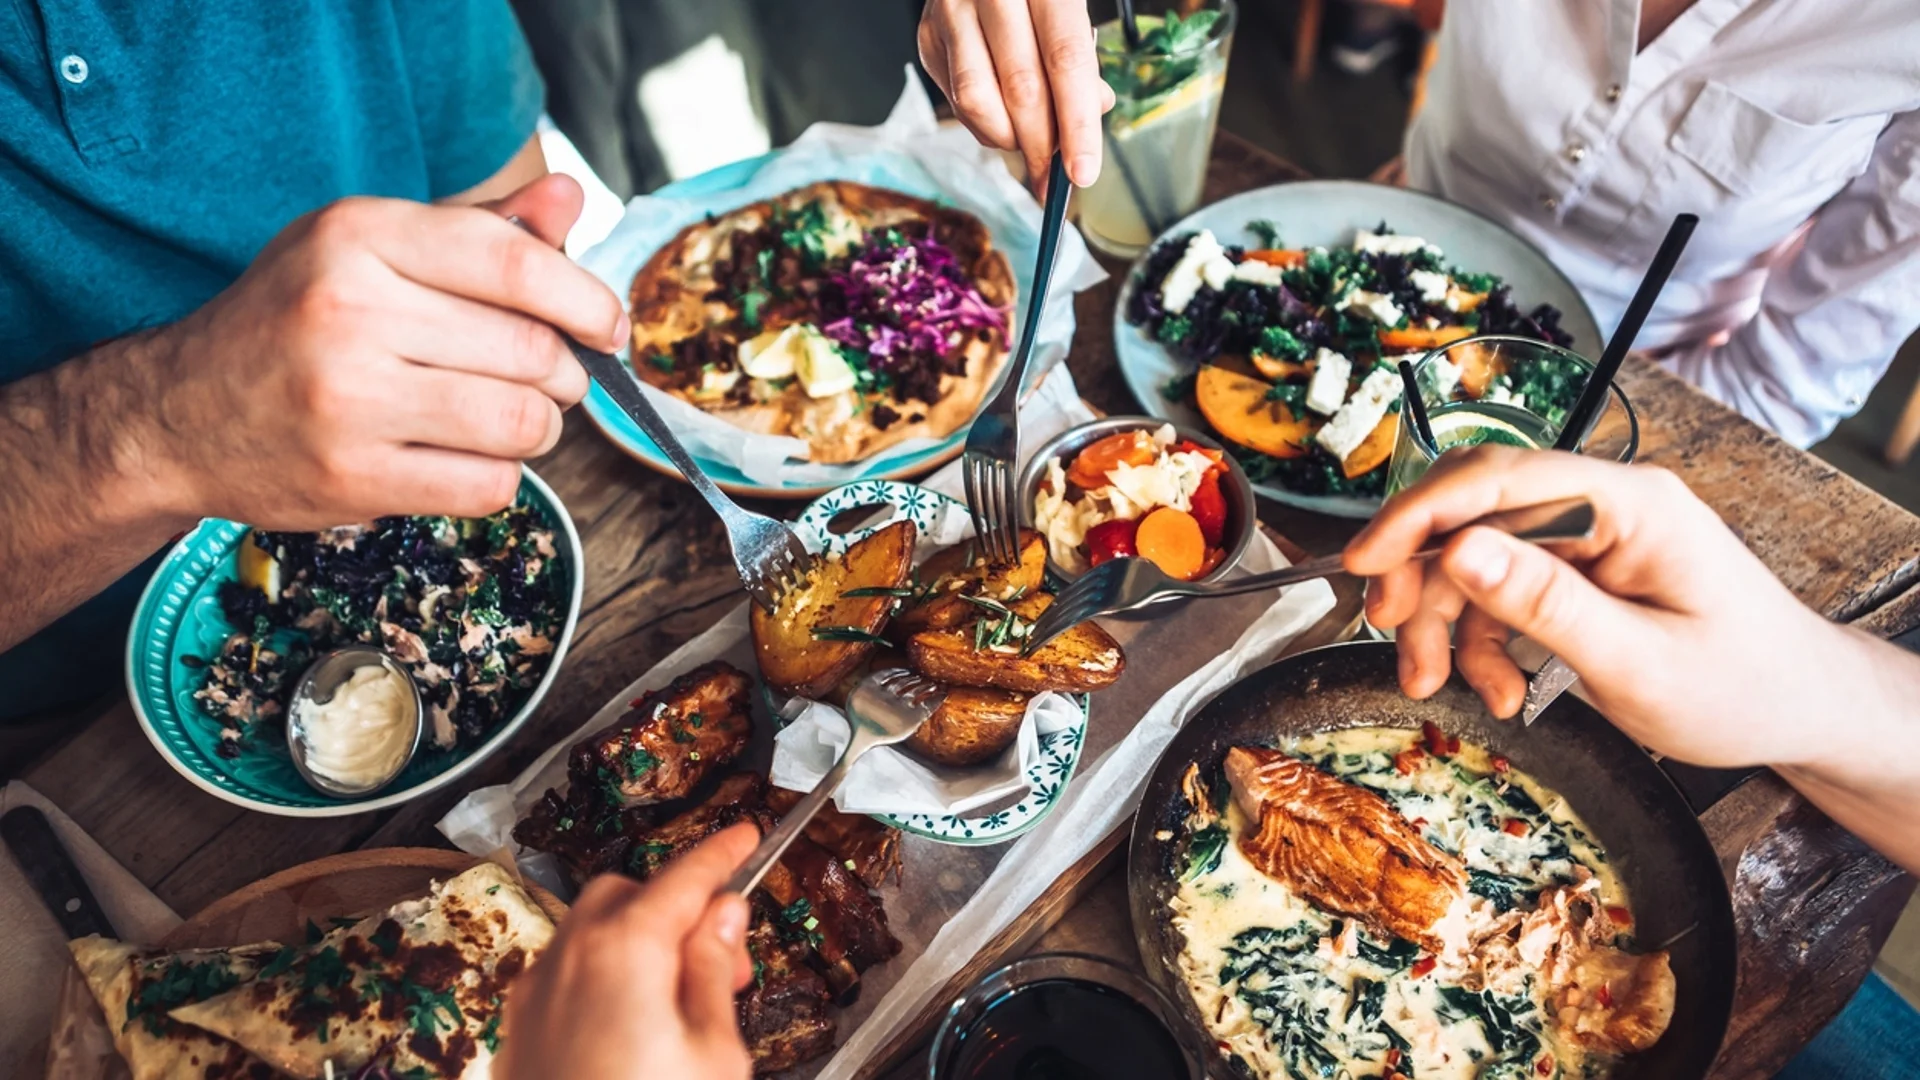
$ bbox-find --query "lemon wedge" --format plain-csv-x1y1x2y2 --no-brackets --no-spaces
235,531,283,601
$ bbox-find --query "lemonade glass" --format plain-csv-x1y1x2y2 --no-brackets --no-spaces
1078,1,1236,258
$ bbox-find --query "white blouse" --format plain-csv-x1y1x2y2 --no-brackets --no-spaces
1405,0,1920,448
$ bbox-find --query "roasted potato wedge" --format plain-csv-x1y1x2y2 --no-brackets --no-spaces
906,686,1030,767
752,520,915,699
906,593,1124,693
892,531,1047,637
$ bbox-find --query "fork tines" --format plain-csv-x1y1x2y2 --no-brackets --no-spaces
1020,561,1118,655
963,452,1021,567
870,667,945,707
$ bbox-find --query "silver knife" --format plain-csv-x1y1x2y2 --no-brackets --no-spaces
1521,655,1580,726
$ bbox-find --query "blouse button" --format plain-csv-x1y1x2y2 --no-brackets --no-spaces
59,54,88,84
1605,83,1623,103
1565,143,1588,163
1541,195,1560,212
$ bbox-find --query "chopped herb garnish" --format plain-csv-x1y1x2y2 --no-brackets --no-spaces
810,626,892,644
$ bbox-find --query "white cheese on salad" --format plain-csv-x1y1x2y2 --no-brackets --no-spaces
1344,290,1405,328
1315,366,1403,462
1408,269,1450,303
1354,230,1437,257
1159,229,1234,314
1304,348,1352,416
1428,356,1463,400
1229,259,1287,288
1485,382,1527,409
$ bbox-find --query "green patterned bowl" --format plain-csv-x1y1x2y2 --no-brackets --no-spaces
792,480,1089,846
126,467,584,817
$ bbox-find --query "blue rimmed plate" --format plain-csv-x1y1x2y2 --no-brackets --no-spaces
1114,180,1604,518
126,467,584,817
792,480,1090,846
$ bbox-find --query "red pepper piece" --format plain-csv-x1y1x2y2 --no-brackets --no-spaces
1189,472,1228,546
1394,748,1425,775
1410,955,1437,978
1502,818,1529,837
1084,518,1140,566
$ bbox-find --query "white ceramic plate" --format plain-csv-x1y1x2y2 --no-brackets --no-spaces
1114,181,1603,518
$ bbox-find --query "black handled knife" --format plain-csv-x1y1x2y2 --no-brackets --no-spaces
1,805,118,939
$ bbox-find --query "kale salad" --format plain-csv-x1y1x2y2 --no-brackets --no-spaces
190,504,568,762
1128,223,1584,499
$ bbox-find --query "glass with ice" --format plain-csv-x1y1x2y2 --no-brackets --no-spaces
1078,1,1237,258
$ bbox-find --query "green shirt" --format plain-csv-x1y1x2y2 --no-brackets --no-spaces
0,0,544,719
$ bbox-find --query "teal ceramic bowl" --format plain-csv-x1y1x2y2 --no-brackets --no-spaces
126,467,584,817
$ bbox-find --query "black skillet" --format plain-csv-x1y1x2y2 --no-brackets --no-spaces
1128,641,1739,1080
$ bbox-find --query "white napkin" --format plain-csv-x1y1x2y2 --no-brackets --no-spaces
576,69,1109,488
771,693,1082,817
0,781,181,1079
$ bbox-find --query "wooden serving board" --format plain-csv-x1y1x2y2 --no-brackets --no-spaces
43,849,565,1080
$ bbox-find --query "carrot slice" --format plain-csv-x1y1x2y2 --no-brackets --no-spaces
1067,430,1159,490
1135,507,1206,581
1377,325,1475,352
1243,249,1307,268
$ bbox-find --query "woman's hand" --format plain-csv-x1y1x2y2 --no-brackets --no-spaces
918,0,1115,189
1344,446,1844,769
495,825,759,1080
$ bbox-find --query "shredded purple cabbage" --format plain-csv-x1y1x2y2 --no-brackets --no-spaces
819,235,1007,377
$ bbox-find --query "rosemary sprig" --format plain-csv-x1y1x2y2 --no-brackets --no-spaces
842,586,917,598
811,626,892,644
959,594,1014,618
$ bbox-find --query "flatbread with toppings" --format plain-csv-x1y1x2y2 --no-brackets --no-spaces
169,862,554,1079
67,937,280,1080
629,180,1015,463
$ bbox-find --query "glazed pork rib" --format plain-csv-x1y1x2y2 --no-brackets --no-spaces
1224,746,1468,953
570,661,755,807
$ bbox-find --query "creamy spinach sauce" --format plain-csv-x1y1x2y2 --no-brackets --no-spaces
1170,728,1629,1080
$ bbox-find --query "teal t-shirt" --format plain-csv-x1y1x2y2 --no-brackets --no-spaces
0,0,544,719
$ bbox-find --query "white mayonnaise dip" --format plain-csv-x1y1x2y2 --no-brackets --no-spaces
295,664,416,788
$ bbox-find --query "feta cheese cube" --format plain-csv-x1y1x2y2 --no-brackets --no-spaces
1229,259,1287,287
1408,269,1450,303
1304,348,1353,416
1484,382,1527,409
1158,230,1234,314
1354,230,1438,257
1344,290,1405,328
1315,367,1404,462
1428,357,1463,400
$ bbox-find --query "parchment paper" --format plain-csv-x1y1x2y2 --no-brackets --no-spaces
437,367,1338,1077
578,70,1108,487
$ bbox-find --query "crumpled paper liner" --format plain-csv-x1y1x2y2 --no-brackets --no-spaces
578,68,1108,487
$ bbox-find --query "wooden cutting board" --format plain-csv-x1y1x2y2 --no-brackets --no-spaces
42,848,565,1080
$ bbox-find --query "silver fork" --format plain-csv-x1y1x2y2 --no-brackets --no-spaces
963,152,1073,567
724,669,947,894
505,214,815,611
571,341,815,612
1023,498,1597,654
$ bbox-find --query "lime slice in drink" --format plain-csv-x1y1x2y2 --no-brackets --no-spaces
1428,408,1541,452
1113,71,1225,140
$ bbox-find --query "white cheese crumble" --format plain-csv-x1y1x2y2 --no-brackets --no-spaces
1344,290,1405,328
1304,348,1353,416
1354,229,1438,257
1408,269,1450,303
1485,382,1527,409
1315,366,1404,462
1428,357,1463,400
1159,230,1234,314
1229,259,1287,287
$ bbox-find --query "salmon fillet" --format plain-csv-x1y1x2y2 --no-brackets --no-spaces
1224,746,1467,952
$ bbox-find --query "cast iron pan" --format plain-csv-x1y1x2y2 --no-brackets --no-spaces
1128,641,1738,1080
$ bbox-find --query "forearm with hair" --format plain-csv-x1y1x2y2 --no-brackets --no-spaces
1773,622,1920,875
0,330,193,652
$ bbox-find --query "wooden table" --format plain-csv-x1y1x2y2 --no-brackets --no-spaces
17,133,1919,1079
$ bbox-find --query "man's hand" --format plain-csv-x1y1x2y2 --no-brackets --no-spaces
1344,446,1920,872
919,0,1114,189
496,825,758,1080
138,172,624,529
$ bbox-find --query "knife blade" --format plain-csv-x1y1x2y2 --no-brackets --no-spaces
1520,655,1581,726
1,805,118,940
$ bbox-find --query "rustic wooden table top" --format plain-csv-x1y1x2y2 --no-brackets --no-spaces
20,132,1919,1080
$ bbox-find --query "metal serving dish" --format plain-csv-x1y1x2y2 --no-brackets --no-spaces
1017,416,1257,585
1127,641,1739,1080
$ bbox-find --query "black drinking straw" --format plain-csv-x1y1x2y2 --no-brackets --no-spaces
1117,0,1143,50
1552,213,1699,451
1399,360,1436,452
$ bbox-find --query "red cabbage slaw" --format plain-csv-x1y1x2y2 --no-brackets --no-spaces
821,234,1008,374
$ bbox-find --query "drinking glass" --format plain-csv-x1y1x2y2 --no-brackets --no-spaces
1387,334,1640,496
1078,0,1237,258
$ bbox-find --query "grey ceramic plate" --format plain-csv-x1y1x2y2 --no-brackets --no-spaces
1113,181,1603,518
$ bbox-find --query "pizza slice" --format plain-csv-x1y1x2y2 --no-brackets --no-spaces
169,862,555,1079
68,935,280,1080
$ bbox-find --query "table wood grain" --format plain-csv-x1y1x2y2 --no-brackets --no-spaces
19,132,1918,1080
